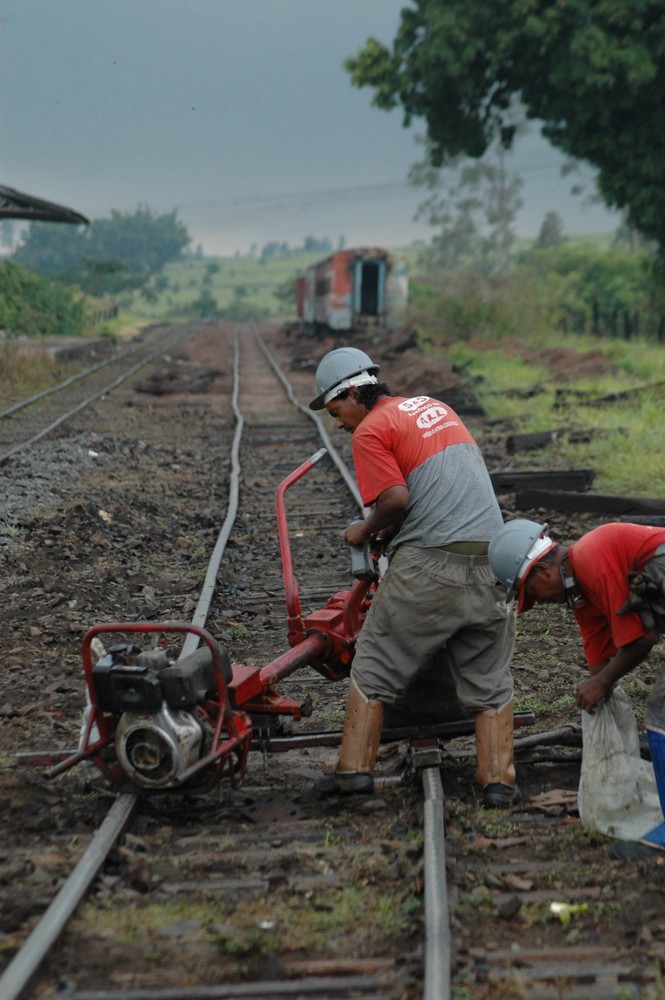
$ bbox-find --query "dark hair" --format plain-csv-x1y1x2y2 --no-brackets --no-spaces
356,382,393,410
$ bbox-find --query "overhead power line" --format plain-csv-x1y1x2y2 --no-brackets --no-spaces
173,180,414,214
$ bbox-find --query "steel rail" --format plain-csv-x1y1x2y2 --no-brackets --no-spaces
0,325,244,997
2,325,379,999
252,325,365,513
0,343,176,466
0,339,148,420
259,325,452,1000
421,766,451,1000
250,327,454,1000
180,325,244,659
181,326,363,657
0,793,137,1000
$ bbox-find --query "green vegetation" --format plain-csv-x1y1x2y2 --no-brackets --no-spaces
113,251,325,322
212,884,416,957
406,234,665,498
420,328,665,498
409,141,525,279
0,240,327,341
75,876,418,969
0,339,76,400
0,260,88,337
3,213,664,506
15,206,190,280
345,1,665,257
411,243,665,342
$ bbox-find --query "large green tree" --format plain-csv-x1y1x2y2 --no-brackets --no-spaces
14,205,190,276
345,1,665,253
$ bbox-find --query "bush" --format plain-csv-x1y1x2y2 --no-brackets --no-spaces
409,243,665,344
0,261,88,336
516,244,665,340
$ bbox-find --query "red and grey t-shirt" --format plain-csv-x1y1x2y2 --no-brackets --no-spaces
351,395,503,548
570,522,665,666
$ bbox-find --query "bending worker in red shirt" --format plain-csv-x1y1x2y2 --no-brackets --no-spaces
489,518,665,846
309,347,518,808
488,518,665,713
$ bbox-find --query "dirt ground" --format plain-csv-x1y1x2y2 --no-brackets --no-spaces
2,320,665,995
279,321,665,989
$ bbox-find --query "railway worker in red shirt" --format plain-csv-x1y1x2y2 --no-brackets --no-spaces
489,518,665,849
309,347,519,808
488,519,665,713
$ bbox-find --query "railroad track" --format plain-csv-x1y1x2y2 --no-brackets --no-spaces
1,323,448,999
0,324,201,467
0,321,662,999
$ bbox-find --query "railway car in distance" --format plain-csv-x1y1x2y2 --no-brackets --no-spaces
296,247,408,335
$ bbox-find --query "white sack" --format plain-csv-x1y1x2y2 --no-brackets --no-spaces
578,686,664,840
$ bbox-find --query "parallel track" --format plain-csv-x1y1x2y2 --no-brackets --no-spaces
0,325,193,465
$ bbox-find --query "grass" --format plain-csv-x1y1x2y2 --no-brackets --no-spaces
5,240,664,499
117,252,326,323
431,331,665,497
75,881,418,961
0,342,80,406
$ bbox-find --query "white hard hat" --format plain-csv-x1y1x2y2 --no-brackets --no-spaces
309,347,379,410
488,519,557,613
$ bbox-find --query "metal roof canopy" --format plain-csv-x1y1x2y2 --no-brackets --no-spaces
0,184,88,224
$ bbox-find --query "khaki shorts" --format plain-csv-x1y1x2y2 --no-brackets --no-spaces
351,544,515,713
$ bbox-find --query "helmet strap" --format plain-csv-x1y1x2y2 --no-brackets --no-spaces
560,555,585,610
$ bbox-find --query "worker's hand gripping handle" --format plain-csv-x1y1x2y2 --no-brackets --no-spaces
349,519,379,581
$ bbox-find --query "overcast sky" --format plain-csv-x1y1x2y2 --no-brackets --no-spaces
1,0,620,257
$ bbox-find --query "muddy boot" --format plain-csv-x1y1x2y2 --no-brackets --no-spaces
319,676,384,796
475,699,521,809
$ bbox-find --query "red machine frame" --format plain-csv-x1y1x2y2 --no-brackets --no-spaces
47,451,377,790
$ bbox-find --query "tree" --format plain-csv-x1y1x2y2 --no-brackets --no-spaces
261,240,290,258
535,212,566,250
12,222,85,272
302,236,333,254
40,256,149,298
274,276,296,309
411,140,523,276
15,205,190,275
345,2,665,255
190,288,219,319
88,207,190,272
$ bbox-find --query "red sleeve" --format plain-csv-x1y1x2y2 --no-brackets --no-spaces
574,575,647,667
352,434,406,506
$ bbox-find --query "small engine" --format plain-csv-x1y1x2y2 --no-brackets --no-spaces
115,704,203,787
91,641,231,788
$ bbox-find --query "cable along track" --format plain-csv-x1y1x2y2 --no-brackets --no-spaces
1,324,444,1000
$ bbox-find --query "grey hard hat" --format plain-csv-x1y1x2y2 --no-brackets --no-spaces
488,518,552,594
309,347,379,410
